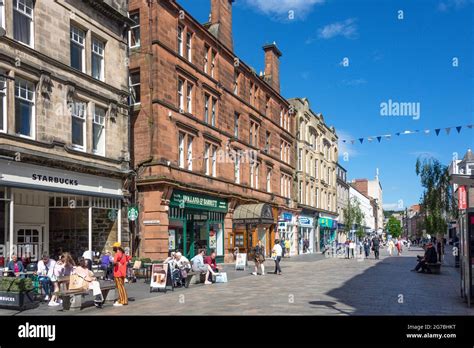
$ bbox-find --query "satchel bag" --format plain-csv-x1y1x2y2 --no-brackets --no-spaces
69,274,88,291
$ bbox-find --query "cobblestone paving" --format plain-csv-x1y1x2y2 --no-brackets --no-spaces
2,247,472,316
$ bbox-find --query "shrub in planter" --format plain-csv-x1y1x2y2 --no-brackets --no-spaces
140,258,152,264
0,277,34,292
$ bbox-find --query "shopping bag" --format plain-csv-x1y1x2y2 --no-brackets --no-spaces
215,272,228,283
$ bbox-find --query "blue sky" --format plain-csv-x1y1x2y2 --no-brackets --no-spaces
178,0,474,210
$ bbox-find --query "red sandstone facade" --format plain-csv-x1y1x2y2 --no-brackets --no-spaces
129,0,297,261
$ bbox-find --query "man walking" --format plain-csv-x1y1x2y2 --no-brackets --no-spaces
371,236,380,260
272,240,283,275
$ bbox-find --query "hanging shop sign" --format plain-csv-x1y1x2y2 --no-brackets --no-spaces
458,186,467,210
0,159,123,198
298,216,314,227
281,212,293,222
170,190,228,212
318,217,334,228
127,206,139,221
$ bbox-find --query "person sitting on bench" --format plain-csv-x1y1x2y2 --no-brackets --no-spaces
191,249,216,285
6,254,25,278
204,250,219,282
175,252,191,287
73,257,104,308
411,242,438,273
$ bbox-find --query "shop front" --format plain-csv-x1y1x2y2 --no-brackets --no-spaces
298,215,315,254
168,189,227,263
318,216,337,251
232,203,276,257
277,211,297,256
0,159,124,262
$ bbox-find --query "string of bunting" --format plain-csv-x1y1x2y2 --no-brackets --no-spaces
341,124,474,145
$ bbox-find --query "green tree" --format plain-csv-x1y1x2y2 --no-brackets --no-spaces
343,197,366,239
386,216,402,238
415,157,456,239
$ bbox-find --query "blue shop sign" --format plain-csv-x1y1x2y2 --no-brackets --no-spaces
282,212,293,221
298,216,314,227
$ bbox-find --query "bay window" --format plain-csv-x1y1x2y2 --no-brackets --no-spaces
92,105,106,156
14,78,35,138
92,38,105,81
70,26,85,72
70,100,86,150
13,0,34,47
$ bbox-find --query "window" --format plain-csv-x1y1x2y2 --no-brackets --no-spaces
204,143,210,176
204,44,209,73
299,181,303,203
264,131,270,153
14,78,35,138
0,0,5,29
13,0,34,47
177,26,183,56
204,143,217,177
280,141,284,161
178,78,184,111
210,50,216,78
205,94,217,126
265,95,270,115
91,38,105,81
280,109,283,127
249,121,259,147
298,149,302,171
280,175,284,197
305,150,309,173
211,145,217,177
187,135,193,170
70,100,86,150
130,71,140,104
186,83,193,114
266,167,272,193
234,113,239,138
310,185,314,206
233,70,239,95
0,74,5,133
129,11,140,48
92,105,106,155
316,188,319,208
249,82,254,106
186,32,192,62
70,26,85,72
234,153,240,184
315,159,318,179
178,132,185,168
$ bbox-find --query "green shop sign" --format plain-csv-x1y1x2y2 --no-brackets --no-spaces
170,190,228,212
318,217,334,228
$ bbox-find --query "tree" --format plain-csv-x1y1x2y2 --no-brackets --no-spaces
386,216,402,238
415,157,456,239
343,197,366,240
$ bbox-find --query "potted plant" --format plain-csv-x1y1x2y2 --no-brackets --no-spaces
0,277,38,310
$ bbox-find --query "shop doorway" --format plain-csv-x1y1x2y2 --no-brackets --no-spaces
15,225,43,262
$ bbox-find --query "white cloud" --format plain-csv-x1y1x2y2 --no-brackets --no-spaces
437,0,472,11
318,18,358,39
342,78,367,86
242,0,324,20
337,129,359,161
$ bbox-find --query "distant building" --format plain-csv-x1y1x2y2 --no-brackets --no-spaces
351,171,384,233
349,185,375,237
336,163,349,243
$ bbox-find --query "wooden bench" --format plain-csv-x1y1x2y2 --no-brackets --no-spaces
58,277,116,311
426,262,441,274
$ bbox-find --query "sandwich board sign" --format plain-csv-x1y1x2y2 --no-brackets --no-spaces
235,253,247,271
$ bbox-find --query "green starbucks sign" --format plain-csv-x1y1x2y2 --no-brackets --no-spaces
170,190,227,212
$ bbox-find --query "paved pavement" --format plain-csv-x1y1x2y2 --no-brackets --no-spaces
1,246,472,316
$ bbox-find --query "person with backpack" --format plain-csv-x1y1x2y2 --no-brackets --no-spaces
371,236,380,260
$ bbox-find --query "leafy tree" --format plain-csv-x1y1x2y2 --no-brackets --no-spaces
415,157,456,239
343,197,366,240
386,216,402,238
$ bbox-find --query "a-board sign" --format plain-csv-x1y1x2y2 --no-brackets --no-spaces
150,263,168,289
235,253,247,271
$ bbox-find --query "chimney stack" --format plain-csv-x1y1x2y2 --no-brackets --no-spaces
210,0,234,51
263,42,282,93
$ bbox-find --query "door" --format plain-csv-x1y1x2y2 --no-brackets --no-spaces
15,225,43,262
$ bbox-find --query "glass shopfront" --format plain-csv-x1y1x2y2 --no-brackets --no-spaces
169,190,227,262
319,217,336,250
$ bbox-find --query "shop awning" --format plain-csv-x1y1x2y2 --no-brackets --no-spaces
233,203,274,225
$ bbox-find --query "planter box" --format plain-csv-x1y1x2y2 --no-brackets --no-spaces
0,291,38,310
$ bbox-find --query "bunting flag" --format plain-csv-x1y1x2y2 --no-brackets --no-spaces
339,123,472,145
